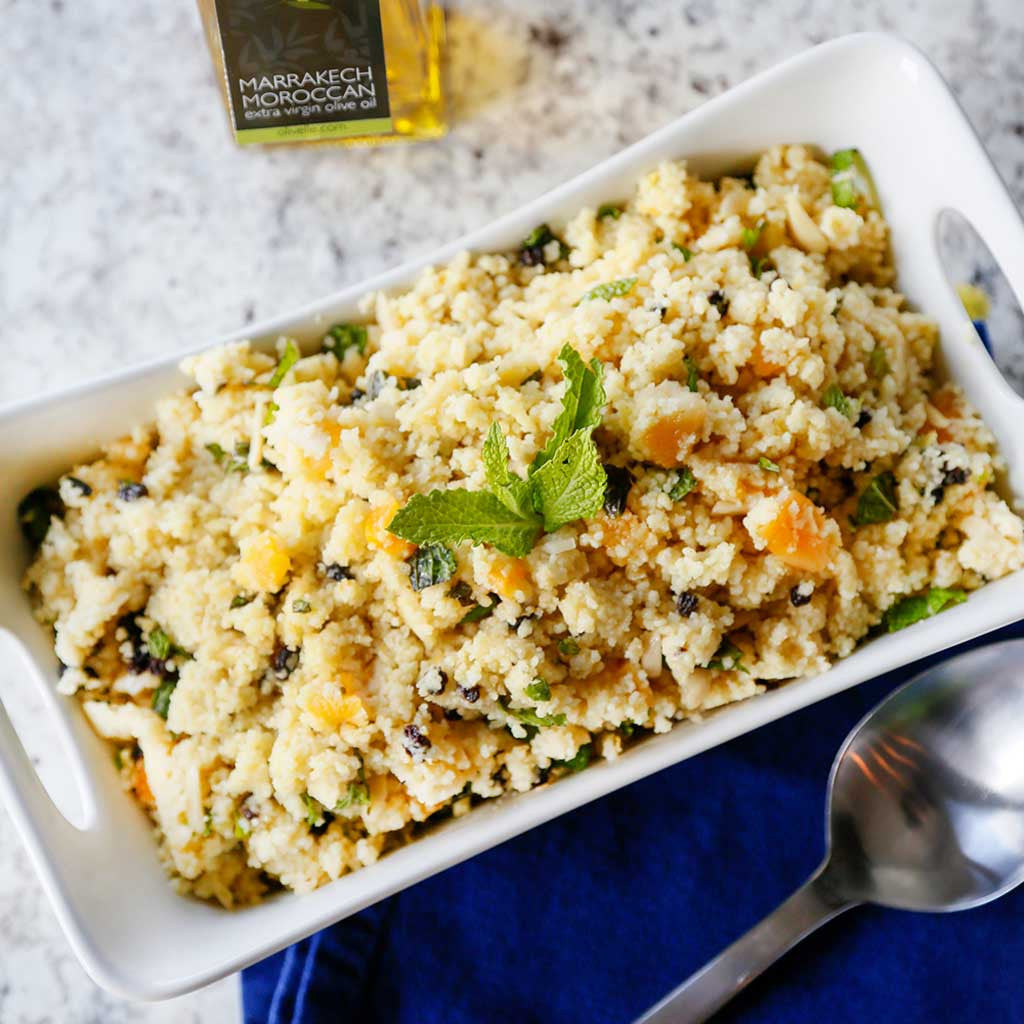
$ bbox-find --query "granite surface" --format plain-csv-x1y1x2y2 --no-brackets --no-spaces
1,0,1022,1020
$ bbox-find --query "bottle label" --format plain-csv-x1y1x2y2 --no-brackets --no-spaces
211,0,391,145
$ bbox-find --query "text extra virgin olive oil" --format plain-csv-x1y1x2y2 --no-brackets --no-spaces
198,0,446,146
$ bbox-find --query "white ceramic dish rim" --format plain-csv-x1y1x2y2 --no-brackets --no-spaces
1,31,1024,1001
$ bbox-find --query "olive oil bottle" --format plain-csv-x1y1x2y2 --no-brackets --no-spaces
198,0,446,146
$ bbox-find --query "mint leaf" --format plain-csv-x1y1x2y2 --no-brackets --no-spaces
147,627,170,660
499,698,566,728
407,543,457,591
268,340,300,389
525,678,551,701
388,489,541,558
558,743,592,773
882,588,966,633
869,346,889,379
529,429,607,532
852,471,898,526
324,324,368,362
706,638,747,673
152,679,176,719
482,423,536,519
672,243,693,261
460,594,499,625
684,355,699,392
597,203,623,220
532,345,606,472
823,384,852,419
668,467,696,500
336,781,370,809
577,277,637,304
741,220,765,250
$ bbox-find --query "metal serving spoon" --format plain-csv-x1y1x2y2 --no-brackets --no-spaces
636,639,1024,1023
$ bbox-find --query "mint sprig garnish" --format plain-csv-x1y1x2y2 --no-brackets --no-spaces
388,345,608,557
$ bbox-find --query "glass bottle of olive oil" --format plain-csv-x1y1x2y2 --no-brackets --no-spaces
198,0,446,147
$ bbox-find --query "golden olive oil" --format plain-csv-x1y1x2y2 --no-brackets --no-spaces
198,0,446,147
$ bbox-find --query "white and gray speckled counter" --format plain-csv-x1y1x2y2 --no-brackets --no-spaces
1,1,1022,1020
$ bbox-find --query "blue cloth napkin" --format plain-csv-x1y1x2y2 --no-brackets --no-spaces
242,619,1024,1024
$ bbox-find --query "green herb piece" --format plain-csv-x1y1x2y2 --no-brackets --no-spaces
668,467,697,500
336,780,370,810
206,442,227,463
672,243,694,261
147,627,187,662
324,324,368,362
831,178,857,208
684,355,700,392
522,224,553,248
525,678,551,702
407,543,458,591
869,346,890,379
202,811,213,837
448,581,475,606
499,698,567,728
231,593,255,609
577,277,637,305
292,599,312,613
460,594,500,625
560,743,592,773
758,456,780,473
851,471,899,527
706,639,747,673
529,428,607,532
152,679,177,719
17,487,65,547
264,401,280,426
234,816,251,840
823,384,853,419
751,256,772,278
618,721,638,739
522,369,543,384
597,203,623,221
303,792,327,829
147,627,171,661
531,345,606,472
740,220,765,250
557,637,580,656
519,224,569,265
881,588,966,633
830,148,880,210
268,340,300,389
389,489,541,558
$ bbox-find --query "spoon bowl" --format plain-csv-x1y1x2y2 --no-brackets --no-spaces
637,639,1024,1023
827,639,1024,911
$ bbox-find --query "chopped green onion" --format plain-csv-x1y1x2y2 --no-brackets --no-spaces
758,456,780,473
525,678,551,702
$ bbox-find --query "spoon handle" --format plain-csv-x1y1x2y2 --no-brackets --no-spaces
634,867,856,1023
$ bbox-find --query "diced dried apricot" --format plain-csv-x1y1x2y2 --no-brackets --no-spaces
754,490,834,573
750,340,784,378
132,757,155,807
236,532,292,592
303,682,367,732
927,387,960,443
368,501,417,559
487,557,534,602
641,406,706,467
298,419,342,479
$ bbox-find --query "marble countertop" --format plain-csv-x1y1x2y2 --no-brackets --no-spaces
2,0,1022,1020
